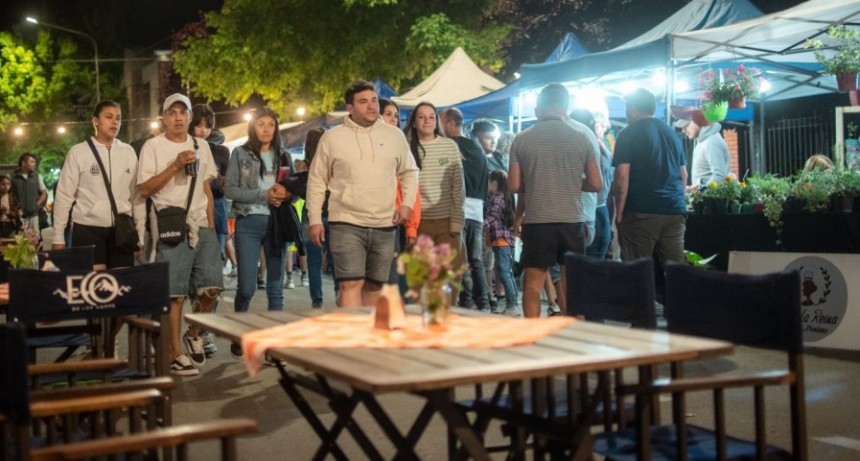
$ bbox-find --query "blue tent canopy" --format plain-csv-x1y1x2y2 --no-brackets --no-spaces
519,0,764,90
544,33,590,63
373,78,398,99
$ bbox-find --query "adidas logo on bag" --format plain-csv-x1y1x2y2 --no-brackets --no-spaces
160,230,182,239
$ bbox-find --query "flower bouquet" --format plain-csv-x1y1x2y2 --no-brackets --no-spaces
397,235,465,326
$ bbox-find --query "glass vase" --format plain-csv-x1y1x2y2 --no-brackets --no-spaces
419,284,452,327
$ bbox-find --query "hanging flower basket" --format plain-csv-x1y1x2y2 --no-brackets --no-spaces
702,101,728,123
837,72,858,93
728,97,746,109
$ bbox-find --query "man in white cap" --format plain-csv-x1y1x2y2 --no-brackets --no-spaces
674,109,731,187
138,93,222,377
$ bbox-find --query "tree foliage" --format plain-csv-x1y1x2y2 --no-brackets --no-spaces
172,0,505,115
0,31,94,186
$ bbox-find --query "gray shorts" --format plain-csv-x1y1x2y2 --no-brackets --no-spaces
329,223,395,285
155,228,224,297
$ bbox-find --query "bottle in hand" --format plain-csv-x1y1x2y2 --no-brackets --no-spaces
185,148,199,177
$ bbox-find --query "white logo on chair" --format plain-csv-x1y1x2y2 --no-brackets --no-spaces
53,272,132,307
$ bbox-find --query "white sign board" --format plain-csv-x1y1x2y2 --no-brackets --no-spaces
728,251,860,351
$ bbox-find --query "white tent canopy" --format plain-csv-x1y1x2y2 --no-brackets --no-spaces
671,0,860,100
392,47,504,108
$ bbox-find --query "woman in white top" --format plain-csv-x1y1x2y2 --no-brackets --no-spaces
52,101,143,269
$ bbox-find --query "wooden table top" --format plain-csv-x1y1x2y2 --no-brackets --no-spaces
186,309,734,394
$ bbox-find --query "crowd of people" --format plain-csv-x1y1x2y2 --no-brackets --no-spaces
12,77,711,377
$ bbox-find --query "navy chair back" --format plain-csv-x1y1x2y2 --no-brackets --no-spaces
664,263,803,353
37,246,95,272
7,263,169,324
565,253,656,329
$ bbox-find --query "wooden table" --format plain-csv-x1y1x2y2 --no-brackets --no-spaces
186,309,734,461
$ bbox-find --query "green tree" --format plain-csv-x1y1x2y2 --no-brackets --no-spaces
0,30,94,188
172,0,506,115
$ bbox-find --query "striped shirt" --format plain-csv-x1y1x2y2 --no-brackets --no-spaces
510,118,599,224
417,136,465,232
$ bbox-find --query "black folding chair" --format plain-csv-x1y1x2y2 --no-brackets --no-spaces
7,263,171,382
594,264,807,461
1,323,257,461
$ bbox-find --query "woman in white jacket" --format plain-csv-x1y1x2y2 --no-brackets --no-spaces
52,100,143,269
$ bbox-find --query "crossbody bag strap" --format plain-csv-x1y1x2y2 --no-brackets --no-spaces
86,138,118,223
185,137,199,212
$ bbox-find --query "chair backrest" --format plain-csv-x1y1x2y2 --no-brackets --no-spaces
0,323,32,423
565,252,656,329
7,263,170,324
37,245,95,271
664,263,802,353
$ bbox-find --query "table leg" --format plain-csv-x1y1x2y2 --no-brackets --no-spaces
423,390,493,461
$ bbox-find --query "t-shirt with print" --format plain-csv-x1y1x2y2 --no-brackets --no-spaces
510,118,599,224
247,150,276,216
138,134,216,228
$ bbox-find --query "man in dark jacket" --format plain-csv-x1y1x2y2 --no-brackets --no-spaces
11,153,47,232
441,107,491,311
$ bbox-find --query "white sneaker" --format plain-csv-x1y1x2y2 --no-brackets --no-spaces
300,273,308,287
183,333,206,367
170,355,199,376
286,277,295,289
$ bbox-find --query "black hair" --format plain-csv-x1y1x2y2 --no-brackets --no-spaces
569,109,596,133
379,98,399,114
190,104,216,133
92,100,121,118
403,101,442,170
18,153,37,168
244,106,284,179
626,88,657,115
489,170,514,229
471,120,498,137
304,127,325,167
345,79,376,106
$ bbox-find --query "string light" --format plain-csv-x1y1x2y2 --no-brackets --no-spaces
243,112,253,122
13,127,24,136
56,126,66,134
150,120,160,129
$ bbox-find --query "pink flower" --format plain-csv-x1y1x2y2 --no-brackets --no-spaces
703,91,712,100
738,64,746,73
706,70,715,78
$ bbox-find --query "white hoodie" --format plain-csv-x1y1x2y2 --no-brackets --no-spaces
307,117,418,228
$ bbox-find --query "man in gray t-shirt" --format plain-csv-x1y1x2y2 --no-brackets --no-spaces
508,83,602,318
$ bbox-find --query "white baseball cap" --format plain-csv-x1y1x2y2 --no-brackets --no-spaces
162,93,192,113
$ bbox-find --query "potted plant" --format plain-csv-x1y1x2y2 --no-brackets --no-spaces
806,26,860,93
685,187,704,215
747,173,790,246
725,65,760,109
700,69,732,122
833,168,860,212
791,168,837,212
738,179,762,213
700,175,741,214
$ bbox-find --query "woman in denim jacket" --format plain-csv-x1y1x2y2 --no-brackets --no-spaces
225,107,294,318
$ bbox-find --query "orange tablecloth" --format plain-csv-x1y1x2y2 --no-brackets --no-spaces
242,313,574,376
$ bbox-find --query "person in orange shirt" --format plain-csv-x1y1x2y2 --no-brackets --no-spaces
380,99,422,294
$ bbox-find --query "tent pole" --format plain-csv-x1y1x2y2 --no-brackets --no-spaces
758,97,767,173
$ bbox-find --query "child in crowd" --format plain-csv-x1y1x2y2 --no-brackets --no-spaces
484,170,521,317
0,175,22,238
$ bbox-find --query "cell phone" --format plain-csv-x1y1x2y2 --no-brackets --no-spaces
277,166,291,182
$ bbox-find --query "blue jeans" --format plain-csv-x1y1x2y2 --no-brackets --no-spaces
305,229,324,306
234,214,285,311
586,205,612,260
492,245,518,309
458,219,490,309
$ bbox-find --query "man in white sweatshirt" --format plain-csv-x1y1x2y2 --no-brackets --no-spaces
306,80,419,308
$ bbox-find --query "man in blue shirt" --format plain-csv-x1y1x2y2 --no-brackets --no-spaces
612,89,687,263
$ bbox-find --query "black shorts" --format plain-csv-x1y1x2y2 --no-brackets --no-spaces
71,223,134,268
520,222,586,268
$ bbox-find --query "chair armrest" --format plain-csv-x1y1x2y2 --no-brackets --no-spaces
31,377,175,402
29,389,163,419
29,359,129,377
123,316,160,331
619,370,794,396
31,419,258,461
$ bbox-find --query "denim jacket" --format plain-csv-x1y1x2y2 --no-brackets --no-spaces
225,144,294,217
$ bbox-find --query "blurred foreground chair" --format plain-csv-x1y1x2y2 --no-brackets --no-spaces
594,264,806,461
453,254,657,458
1,323,258,461
8,263,171,382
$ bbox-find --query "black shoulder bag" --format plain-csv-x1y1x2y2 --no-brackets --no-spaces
155,138,198,246
86,138,139,253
